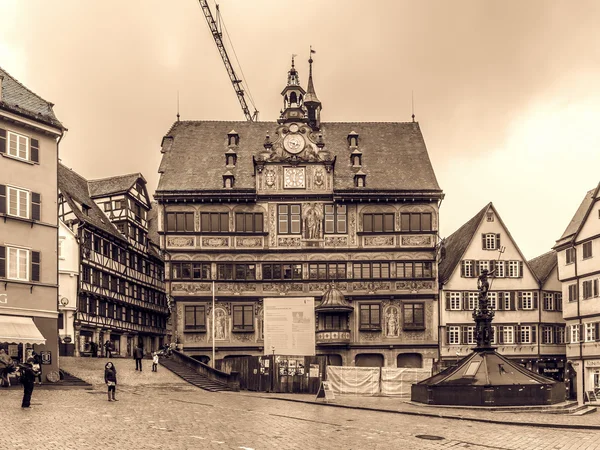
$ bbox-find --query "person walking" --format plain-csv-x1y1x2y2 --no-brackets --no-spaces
134,344,143,371
104,362,118,402
152,352,159,372
19,359,36,408
104,340,112,358
0,349,15,387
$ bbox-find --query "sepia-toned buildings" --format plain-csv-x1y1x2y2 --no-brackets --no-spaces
155,58,444,369
0,66,65,377
58,165,168,357
438,203,565,377
554,182,600,403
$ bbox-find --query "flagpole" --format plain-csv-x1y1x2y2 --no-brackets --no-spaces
212,280,215,368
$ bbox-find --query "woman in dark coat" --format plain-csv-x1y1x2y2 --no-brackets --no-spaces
19,359,36,408
104,362,118,402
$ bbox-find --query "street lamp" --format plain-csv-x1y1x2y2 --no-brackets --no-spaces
271,345,275,393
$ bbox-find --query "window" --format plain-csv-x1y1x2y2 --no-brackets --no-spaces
491,326,497,344
184,305,206,330
568,284,578,302
359,304,381,330
363,213,394,233
571,324,580,343
235,212,263,233
495,261,505,278
448,326,460,344
353,262,390,279
104,201,112,212
200,212,228,232
217,263,256,280
483,233,500,250
322,314,346,330
520,325,532,344
585,323,596,342
557,327,565,344
400,213,432,232
233,304,254,331
488,292,497,310
263,263,302,280
172,262,211,280
462,260,474,277
467,292,478,311
7,131,29,160
566,248,575,264
449,292,461,310
278,204,301,234
478,260,489,274
508,261,521,278
521,292,533,309
396,262,433,278
324,205,347,234
82,266,90,283
502,326,514,344
403,303,425,330
6,247,29,280
503,292,511,311
308,262,346,280
555,293,563,311
543,293,554,310
7,186,29,219
464,326,475,344
542,326,553,344
166,212,195,232
583,242,593,259
583,280,598,299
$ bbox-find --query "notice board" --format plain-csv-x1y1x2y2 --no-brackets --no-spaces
264,297,315,356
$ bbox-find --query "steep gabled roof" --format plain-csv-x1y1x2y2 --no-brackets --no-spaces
58,163,125,241
156,121,442,193
0,66,65,130
528,251,557,285
88,173,146,198
554,182,600,249
438,203,490,283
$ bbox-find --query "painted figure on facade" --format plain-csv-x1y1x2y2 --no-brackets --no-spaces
303,203,323,239
215,309,227,340
386,307,399,337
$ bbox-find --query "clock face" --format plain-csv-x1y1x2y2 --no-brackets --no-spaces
283,134,305,154
284,167,306,189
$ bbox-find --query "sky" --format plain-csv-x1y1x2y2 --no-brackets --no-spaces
1,0,599,260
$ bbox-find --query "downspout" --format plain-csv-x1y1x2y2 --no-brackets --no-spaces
56,130,65,365
574,245,585,400
537,279,541,366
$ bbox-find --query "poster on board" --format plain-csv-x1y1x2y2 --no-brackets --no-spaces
264,297,315,356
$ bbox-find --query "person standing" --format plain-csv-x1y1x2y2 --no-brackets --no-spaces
152,352,159,372
134,344,143,371
104,340,112,358
104,362,118,402
31,351,42,385
19,360,36,408
0,349,14,387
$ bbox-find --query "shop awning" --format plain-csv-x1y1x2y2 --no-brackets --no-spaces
0,315,46,345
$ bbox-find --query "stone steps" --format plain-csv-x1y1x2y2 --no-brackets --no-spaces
159,359,233,392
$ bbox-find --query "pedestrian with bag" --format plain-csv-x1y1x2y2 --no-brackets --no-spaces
104,361,118,402
134,344,143,371
31,351,42,385
19,359,36,408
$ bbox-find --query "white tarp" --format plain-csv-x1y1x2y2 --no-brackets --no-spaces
263,297,315,356
326,366,380,395
380,368,431,397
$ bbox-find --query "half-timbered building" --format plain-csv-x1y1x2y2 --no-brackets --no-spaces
155,57,444,369
58,164,168,357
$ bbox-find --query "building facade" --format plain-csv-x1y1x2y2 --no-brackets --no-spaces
58,165,168,356
438,203,565,376
0,66,65,377
156,58,444,369
554,182,600,403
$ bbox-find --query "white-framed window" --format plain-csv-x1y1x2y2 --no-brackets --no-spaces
585,323,596,342
463,260,473,277
7,131,29,160
484,233,497,250
521,292,533,310
557,327,565,344
450,292,461,310
542,326,553,344
571,324,580,343
491,325,497,344
448,326,460,344
468,292,478,310
488,292,497,310
478,260,489,274
503,325,514,344
7,246,29,281
7,186,29,219
495,261,505,278
508,261,520,278
543,292,554,311
583,280,598,299
520,325,532,343
503,292,511,311
465,326,476,344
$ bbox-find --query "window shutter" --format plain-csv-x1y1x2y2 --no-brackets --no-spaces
489,260,495,276
517,291,523,310
31,251,40,282
533,291,539,309
482,233,486,249
515,325,521,344
553,327,558,345
462,293,469,311
446,327,451,345
496,234,501,249
474,260,480,277
510,292,516,311
460,261,465,277
497,292,504,310
0,184,5,215
565,326,570,344
0,246,5,278
31,192,41,221
594,279,599,297
445,292,450,310
462,326,468,345
531,326,537,343
519,261,524,278
498,326,504,344
595,323,600,342
0,129,6,154
30,138,39,163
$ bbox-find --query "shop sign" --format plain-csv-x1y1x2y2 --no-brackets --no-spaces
40,351,51,365
543,368,560,373
585,360,600,368
63,337,72,343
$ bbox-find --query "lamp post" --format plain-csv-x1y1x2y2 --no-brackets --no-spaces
271,345,275,393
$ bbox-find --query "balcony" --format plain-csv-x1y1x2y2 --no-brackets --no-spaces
316,330,351,346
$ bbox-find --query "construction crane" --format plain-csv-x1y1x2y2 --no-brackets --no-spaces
198,0,259,121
